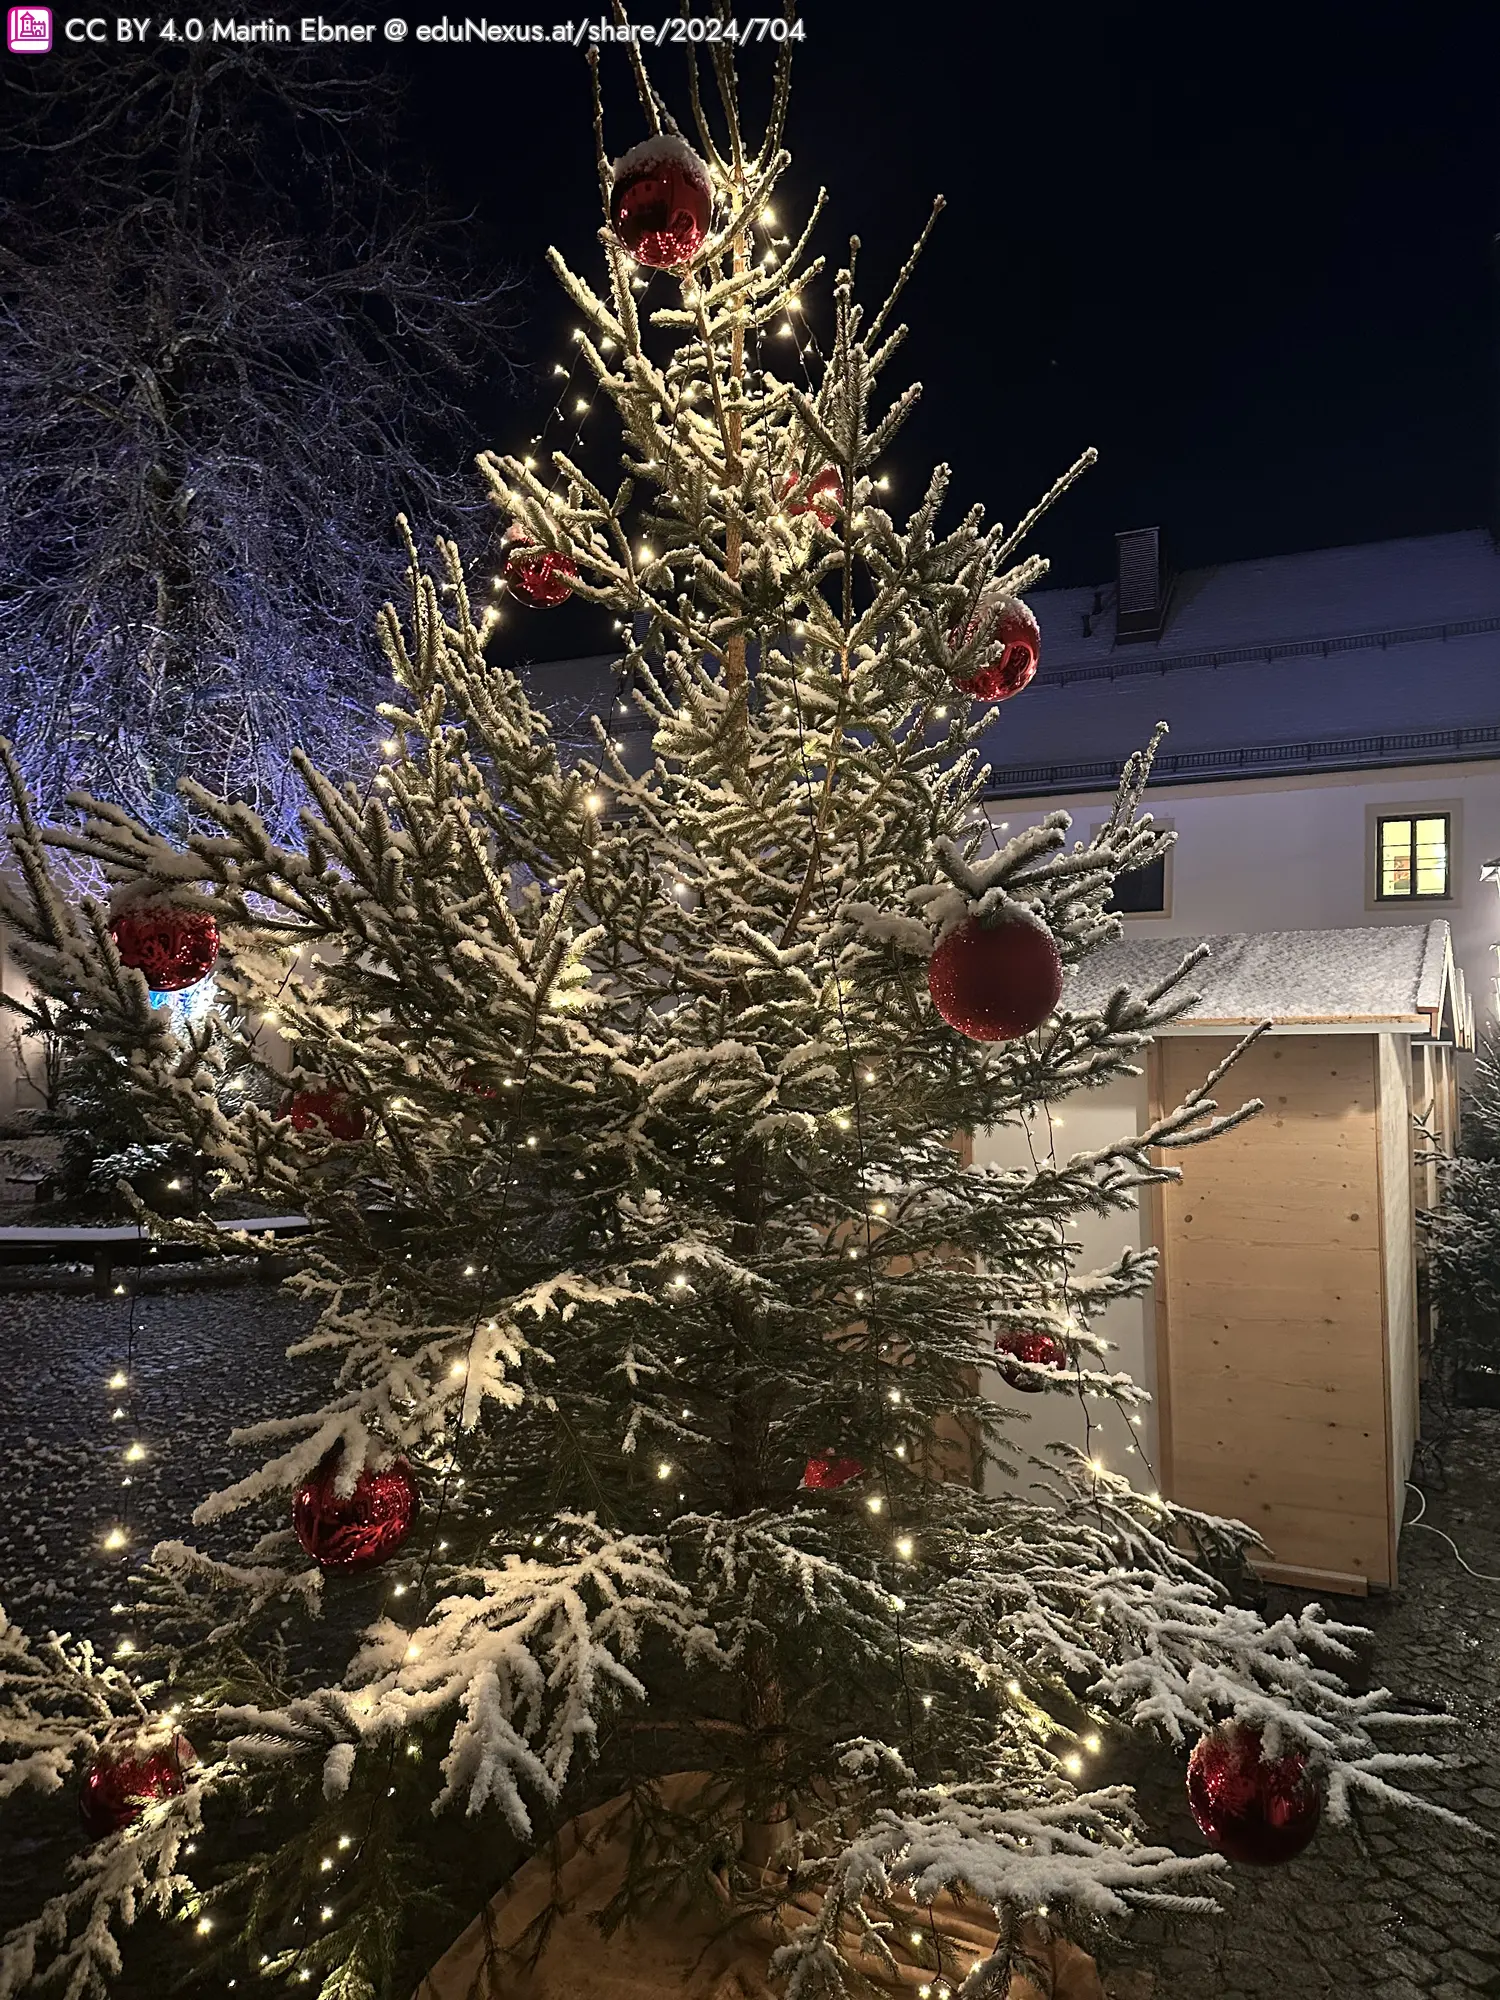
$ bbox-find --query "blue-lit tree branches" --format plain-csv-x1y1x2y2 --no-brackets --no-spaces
0,46,519,838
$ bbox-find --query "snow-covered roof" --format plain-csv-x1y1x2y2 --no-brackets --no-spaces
978,529,1500,797
1064,920,1469,1045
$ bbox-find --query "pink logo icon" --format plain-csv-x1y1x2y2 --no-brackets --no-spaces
6,5,52,49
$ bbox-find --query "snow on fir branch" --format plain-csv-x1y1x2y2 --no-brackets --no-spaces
216,1523,721,1839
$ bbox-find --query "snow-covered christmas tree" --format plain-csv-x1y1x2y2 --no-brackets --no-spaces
0,29,1464,2000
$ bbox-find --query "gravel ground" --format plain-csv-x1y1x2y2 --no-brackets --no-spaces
2,1285,1499,1998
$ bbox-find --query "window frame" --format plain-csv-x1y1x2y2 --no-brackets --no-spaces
1371,808,1455,906
1089,816,1174,919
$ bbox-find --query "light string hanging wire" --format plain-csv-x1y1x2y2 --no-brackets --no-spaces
783,660,1002,2000
754,169,944,1775
274,546,628,1969
306,1010,556,1981
93,679,448,1976
980,803,1169,1521
781,648,925,1771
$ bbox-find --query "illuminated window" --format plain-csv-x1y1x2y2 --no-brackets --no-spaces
1376,814,1450,901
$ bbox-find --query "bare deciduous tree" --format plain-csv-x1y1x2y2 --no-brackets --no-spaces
0,46,519,837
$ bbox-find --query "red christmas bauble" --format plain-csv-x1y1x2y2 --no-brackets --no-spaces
801,1454,865,1491
292,1448,419,1573
79,1732,196,1839
994,1327,1069,1392
505,539,577,609
953,590,1041,703
1187,1722,1323,1866
289,1090,366,1141
927,918,1063,1043
609,134,713,269
109,907,218,993
782,467,844,530
457,1067,499,1102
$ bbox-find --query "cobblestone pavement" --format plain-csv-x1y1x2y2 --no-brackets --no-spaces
1096,1400,1500,2000
3,1287,1500,1997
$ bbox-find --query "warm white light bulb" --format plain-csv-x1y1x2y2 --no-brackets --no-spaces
656,1461,672,1480
108,1372,128,1390
104,1527,126,1551
866,1495,884,1515
895,1536,915,1560
450,1360,466,1377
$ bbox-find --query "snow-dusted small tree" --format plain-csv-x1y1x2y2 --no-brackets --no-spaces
0,31,1462,2000
1425,1036,1500,1387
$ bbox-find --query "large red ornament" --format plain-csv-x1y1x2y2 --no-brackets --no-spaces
927,918,1063,1043
292,1448,419,1574
289,1090,367,1141
782,467,844,531
994,1328,1069,1392
801,1454,865,1491
953,590,1041,703
504,537,577,609
80,1732,197,1839
109,907,218,993
1186,1722,1323,1867
609,134,713,269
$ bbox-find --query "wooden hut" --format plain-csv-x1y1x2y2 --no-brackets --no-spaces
976,922,1471,1596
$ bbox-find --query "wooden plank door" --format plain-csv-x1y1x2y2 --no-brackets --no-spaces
1156,1035,1392,1591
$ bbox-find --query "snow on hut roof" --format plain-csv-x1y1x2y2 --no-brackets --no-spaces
980,530,1500,797
1064,920,1469,1044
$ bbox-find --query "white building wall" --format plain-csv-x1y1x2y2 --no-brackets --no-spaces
972,1071,1160,1497
984,758,1500,1030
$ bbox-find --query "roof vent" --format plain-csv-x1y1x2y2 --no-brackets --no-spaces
1114,526,1173,644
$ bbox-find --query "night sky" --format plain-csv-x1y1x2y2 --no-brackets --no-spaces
391,0,1500,654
